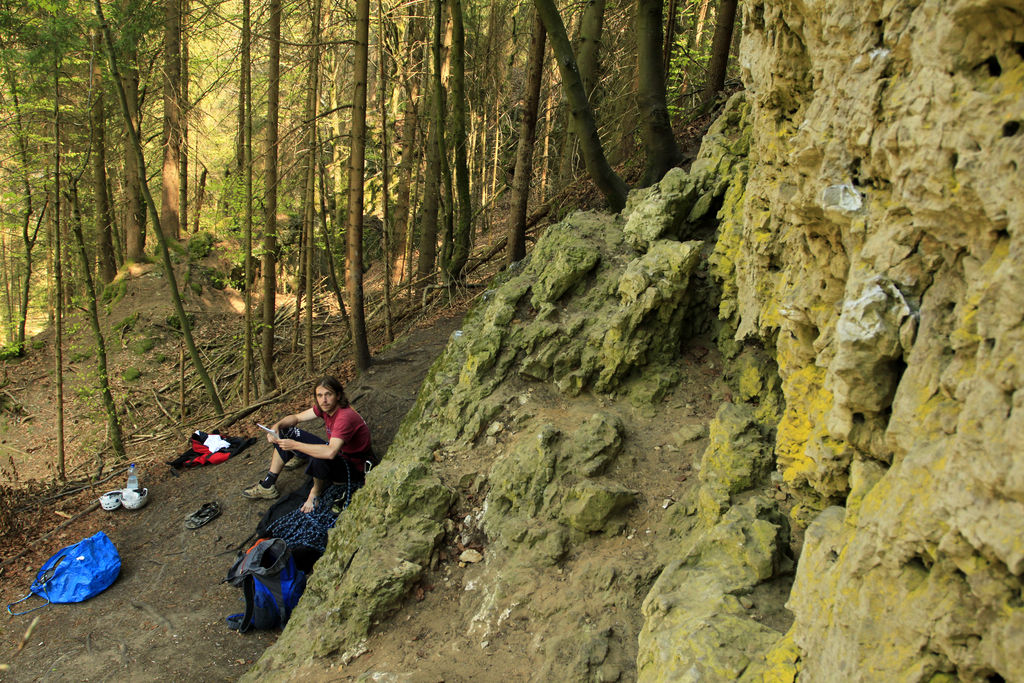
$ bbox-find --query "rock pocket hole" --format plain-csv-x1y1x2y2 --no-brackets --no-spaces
1002,120,1021,137
979,56,1002,76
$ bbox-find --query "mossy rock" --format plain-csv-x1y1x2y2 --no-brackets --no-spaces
559,480,637,533
123,367,142,382
130,337,158,355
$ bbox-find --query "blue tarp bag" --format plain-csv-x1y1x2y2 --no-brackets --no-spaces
6,531,121,616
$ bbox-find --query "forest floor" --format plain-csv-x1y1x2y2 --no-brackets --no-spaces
0,110,734,682
0,256,489,681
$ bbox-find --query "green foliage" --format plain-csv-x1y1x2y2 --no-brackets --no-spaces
30,339,44,350
0,342,24,360
188,231,216,259
123,367,142,382
203,266,230,290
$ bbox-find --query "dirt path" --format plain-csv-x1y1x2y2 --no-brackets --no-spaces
0,311,464,682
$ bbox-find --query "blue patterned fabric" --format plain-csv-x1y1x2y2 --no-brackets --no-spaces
265,462,358,554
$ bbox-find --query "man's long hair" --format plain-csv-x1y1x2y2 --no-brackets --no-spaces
316,376,349,408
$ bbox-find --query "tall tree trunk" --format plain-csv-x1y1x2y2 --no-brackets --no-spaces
179,0,189,236
192,165,207,232
435,0,454,280
91,36,118,283
242,0,253,404
3,65,41,349
556,6,592,185
416,4,443,291
393,1,425,286
378,0,393,342
701,0,736,107
0,230,10,344
235,5,247,174
662,0,678,76
533,0,628,212
317,158,349,321
303,0,323,372
95,0,225,415
416,121,441,293
161,0,182,240
540,62,556,202
53,57,66,482
508,9,546,264
636,0,680,186
347,0,371,371
261,0,281,391
122,38,146,261
68,182,125,459
445,0,471,282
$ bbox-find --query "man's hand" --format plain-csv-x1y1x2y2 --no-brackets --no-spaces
276,438,298,451
301,496,318,513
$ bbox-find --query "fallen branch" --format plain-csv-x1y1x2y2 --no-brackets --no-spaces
151,388,175,423
211,389,284,431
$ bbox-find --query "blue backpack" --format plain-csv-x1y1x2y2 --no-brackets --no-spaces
7,531,121,615
224,537,306,632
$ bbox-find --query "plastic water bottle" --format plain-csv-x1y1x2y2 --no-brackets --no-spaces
127,463,139,491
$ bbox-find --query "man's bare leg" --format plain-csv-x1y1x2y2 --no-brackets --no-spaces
302,477,327,513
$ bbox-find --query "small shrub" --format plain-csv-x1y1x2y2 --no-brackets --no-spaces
204,267,230,290
123,367,142,382
188,231,216,259
0,342,24,360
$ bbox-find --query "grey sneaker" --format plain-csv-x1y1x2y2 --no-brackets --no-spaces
242,481,279,499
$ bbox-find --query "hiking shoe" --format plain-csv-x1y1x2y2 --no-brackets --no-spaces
283,457,305,471
242,482,279,499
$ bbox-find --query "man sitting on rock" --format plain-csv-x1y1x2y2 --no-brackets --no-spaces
243,376,375,512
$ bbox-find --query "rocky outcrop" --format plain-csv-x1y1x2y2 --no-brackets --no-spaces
246,111,760,680
707,0,1024,679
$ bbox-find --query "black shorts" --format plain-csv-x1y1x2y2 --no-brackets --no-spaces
275,427,368,486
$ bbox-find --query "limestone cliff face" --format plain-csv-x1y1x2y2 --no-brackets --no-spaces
716,0,1024,679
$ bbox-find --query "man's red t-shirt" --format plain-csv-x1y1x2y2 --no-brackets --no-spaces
314,404,371,454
